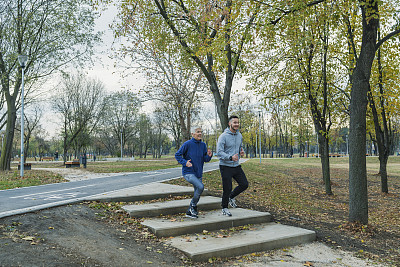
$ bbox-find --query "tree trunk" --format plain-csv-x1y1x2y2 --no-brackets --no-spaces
210,81,229,130
319,132,332,195
348,1,379,224
379,154,389,193
349,74,370,224
0,99,17,171
367,33,391,194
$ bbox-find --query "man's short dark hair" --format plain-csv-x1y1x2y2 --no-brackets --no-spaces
228,115,239,122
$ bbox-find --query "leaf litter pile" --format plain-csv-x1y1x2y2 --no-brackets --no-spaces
166,157,400,266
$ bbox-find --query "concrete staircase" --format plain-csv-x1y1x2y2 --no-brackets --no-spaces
122,185,316,262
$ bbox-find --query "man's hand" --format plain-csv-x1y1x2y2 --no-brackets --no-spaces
232,154,239,161
186,159,193,167
207,149,213,157
240,148,245,157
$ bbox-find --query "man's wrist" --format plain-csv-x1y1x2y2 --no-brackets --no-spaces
229,156,232,161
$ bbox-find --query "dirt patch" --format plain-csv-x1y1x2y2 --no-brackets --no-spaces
0,204,185,267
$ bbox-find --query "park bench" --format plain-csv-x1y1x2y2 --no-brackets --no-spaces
18,163,32,170
42,157,54,161
65,159,80,168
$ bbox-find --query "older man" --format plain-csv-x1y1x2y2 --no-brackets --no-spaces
175,127,213,218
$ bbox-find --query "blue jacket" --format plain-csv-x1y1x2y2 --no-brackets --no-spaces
217,127,243,167
175,138,212,178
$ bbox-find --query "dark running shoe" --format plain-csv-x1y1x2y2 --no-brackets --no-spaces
186,206,198,219
192,205,198,216
221,208,232,216
229,197,238,208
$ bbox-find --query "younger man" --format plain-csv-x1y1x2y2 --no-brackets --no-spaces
217,115,248,216
175,127,213,218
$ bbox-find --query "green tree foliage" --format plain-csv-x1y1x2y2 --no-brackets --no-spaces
247,1,347,194
110,0,262,129
366,1,400,193
247,0,400,223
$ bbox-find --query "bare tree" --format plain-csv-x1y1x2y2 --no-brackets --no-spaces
21,107,42,162
117,26,208,143
53,73,106,163
97,90,141,157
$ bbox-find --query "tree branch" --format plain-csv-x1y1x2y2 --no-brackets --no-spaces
375,28,400,51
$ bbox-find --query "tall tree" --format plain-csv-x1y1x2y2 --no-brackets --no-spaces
53,73,106,163
0,0,101,170
112,0,261,129
260,0,400,223
137,114,152,158
345,0,399,223
248,1,341,194
98,90,141,157
161,103,183,150
366,4,400,194
22,107,42,162
115,27,207,143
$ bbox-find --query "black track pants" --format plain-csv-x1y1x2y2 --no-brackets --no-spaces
219,165,249,208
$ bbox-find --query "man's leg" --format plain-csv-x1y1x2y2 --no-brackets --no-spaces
219,165,233,208
230,166,248,199
184,174,204,207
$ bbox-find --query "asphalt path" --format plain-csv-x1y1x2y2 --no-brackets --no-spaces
0,161,221,219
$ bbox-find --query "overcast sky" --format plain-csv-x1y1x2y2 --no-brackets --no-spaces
42,4,258,138
43,6,146,137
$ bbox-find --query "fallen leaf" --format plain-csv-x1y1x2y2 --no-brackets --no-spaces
22,236,35,241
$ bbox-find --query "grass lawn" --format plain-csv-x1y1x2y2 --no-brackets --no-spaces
0,170,67,190
167,156,400,266
2,159,183,190
84,160,182,173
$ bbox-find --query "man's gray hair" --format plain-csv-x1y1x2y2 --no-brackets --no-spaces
191,126,202,133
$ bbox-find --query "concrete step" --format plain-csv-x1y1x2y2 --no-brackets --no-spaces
141,208,271,237
87,182,208,202
122,196,221,217
168,222,316,262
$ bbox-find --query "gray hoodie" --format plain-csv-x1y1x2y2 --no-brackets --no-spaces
217,127,243,167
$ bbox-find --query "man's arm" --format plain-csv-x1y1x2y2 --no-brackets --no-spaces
203,146,213,162
217,134,230,160
240,139,245,157
175,143,188,166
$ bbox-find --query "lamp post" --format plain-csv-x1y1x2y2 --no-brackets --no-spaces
346,134,349,156
120,129,123,160
18,55,28,177
258,111,261,163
